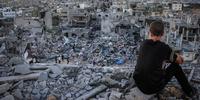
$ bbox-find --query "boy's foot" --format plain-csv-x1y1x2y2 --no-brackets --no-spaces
187,87,198,99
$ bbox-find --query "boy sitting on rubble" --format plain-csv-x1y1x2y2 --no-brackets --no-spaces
133,21,197,98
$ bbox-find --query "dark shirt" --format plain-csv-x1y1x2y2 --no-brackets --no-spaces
133,39,177,94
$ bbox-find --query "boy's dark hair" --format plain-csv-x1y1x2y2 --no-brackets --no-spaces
150,21,164,36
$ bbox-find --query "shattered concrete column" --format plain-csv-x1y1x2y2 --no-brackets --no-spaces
186,29,189,41
45,11,53,30
77,85,107,100
180,28,184,48
166,32,169,44
193,34,197,51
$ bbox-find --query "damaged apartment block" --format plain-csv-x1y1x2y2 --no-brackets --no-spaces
0,0,200,100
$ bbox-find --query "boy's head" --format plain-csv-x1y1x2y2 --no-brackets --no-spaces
149,21,164,36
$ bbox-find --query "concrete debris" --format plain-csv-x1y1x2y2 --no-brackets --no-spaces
0,73,40,83
0,55,9,65
7,57,24,66
10,80,24,90
0,43,5,54
40,88,49,98
77,85,108,100
14,64,31,75
0,0,200,100
0,95,14,100
38,81,47,89
38,72,48,81
31,88,41,100
12,89,23,100
0,83,11,95
30,65,49,70
109,90,122,100
125,87,156,100
49,66,63,76
188,67,195,81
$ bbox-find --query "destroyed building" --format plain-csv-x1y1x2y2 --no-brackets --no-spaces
0,0,200,100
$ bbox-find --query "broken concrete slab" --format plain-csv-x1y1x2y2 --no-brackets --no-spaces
32,88,40,94
0,73,40,83
7,57,24,66
38,72,48,81
101,76,121,87
10,80,24,90
31,88,41,100
0,55,9,65
0,43,5,53
0,95,15,100
12,89,23,100
38,81,47,89
49,66,62,75
125,87,155,100
0,83,11,94
49,73,59,78
77,85,108,100
109,90,122,99
30,65,49,70
65,93,72,98
40,88,49,98
31,93,41,100
188,67,195,81
14,64,31,75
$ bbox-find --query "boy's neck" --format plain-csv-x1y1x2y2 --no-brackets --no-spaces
149,36,161,42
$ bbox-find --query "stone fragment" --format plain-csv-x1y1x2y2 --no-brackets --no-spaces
49,66,62,75
38,81,47,89
98,98,106,100
0,83,10,95
40,88,49,98
0,55,9,65
0,95,14,100
24,93,31,100
38,72,48,81
31,88,41,100
109,90,122,100
0,43,5,53
31,93,41,100
32,88,40,94
7,57,23,66
0,73,40,82
65,93,72,98
14,64,31,75
13,89,23,100
49,73,59,78
125,87,155,100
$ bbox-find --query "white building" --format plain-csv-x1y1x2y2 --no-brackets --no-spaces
172,4,182,11
0,7,16,18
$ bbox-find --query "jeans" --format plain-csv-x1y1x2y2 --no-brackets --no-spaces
163,62,193,96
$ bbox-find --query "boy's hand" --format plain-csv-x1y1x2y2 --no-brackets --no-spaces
176,54,184,64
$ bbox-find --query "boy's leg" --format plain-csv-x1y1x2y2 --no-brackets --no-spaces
164,63,193,96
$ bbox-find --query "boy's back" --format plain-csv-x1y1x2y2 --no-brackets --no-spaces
133,39,175,94
133,21,196,98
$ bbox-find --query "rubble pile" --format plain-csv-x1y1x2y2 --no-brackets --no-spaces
0,26,139,66
0,23,200,100
0,63,135,100
0,62,200,100
0,0,200,99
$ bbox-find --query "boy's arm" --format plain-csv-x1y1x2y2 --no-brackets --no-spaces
175,54,184,64
168,47,184,64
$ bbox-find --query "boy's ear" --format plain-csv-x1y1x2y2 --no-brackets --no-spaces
160,32,164,36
